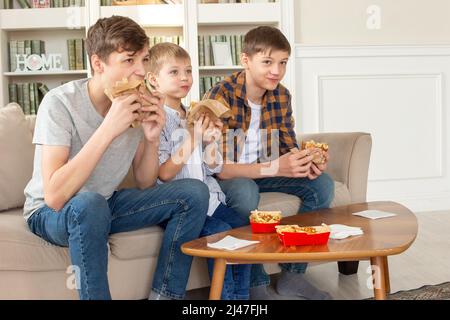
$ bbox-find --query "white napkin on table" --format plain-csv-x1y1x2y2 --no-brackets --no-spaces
352,210,397,220
207,236,260,251
329,224,364,240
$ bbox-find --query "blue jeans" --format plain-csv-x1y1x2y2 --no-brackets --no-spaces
218,174,335,287
200,203,251,300
27,179,209,300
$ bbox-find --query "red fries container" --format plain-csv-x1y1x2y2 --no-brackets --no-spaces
250,221,280,233
277,231,330,246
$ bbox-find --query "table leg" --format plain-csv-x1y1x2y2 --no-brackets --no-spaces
382,256,391,294
370,256,387,300
209,258,227,300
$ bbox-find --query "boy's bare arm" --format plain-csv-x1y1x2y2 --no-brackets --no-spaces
132,94,166,189
159,115,216,182
217,162,273,180
132,140,160,189
43,94,142,211
42,128,115,212
217,150,315,180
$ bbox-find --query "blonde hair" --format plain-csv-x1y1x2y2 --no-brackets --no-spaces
148,42,191,74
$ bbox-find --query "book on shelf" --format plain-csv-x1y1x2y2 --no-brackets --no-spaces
101,0,180,5
8,39,45,72
8,82,49,115
3,0,13,8
198,34,244,67
199,0,276,3
32,0,49,7
74,38,84,70
67,38,87,70
9,38,86,72
199,76,224,98
2,0,85,8
149,35,184,47
16,0,31,8
22,83,30,115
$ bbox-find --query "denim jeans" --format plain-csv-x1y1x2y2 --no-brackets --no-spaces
217,178,260,221
27,179,209,300
219,174,335,287
200,203,251,300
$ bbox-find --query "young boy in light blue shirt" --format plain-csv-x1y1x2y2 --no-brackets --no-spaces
147,42,253,300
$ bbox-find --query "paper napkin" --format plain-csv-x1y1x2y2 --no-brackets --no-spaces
329,224,364,240
352,210,397,220
207,236,260,251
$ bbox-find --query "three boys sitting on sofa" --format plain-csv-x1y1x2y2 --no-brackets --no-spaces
23,16,334,300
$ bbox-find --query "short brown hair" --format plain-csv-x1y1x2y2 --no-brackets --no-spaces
148,42,191,74
85,16,149,73
243,26,291,57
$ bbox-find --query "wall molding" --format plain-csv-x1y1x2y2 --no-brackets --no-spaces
316,72,444,182
295,44,450,212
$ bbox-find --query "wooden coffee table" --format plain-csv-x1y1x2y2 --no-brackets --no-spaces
181,201,418,300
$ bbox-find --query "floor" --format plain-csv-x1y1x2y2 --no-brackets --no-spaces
185,210,450,300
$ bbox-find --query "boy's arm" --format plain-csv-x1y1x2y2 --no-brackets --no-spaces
132,139,160,189
132,94,167,189
215,94,310,180
43,128,115,211
217,162,276,180
42,93,142,211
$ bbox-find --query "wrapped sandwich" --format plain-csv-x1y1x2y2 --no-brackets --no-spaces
299,140,329,165
104,76,157,128
186,99,233,127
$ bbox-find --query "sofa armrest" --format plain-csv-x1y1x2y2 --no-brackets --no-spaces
298,132,372,203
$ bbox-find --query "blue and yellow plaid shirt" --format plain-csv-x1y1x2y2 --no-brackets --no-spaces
204,71,298,163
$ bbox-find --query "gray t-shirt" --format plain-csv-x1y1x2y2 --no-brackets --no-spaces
23,79,143,220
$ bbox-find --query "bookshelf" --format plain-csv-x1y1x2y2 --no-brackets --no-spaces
197,2,280,26
193,0,295,100
0,0,296,110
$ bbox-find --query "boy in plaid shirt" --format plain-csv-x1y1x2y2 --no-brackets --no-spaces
205,26,335,300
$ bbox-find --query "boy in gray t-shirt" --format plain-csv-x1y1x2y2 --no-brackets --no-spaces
23,16,209,300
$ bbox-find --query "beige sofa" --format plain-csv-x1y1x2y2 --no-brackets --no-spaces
0,103,372,299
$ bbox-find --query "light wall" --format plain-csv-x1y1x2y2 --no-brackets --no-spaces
294,0,450,45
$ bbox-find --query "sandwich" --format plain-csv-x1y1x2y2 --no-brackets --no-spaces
296,140,329,165
104,76,157,128
186,99,233,126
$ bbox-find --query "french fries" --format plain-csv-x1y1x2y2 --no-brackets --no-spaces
250,210,282,224
275,224,330,235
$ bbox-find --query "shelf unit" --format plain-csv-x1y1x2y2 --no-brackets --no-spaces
0,4,87,108
0,0,295,108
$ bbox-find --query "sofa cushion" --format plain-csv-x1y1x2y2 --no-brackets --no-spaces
0,208,166,271
0,209,70,271
0,104,35,212
0,181,350,271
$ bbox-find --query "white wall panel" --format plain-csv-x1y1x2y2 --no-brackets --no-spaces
295,46,450,211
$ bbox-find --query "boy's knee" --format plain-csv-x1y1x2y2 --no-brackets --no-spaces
226,178,260,211
201,218,232,237
189,179,210,199
68,192,111,226
317,173,335,207
171,179,209,217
